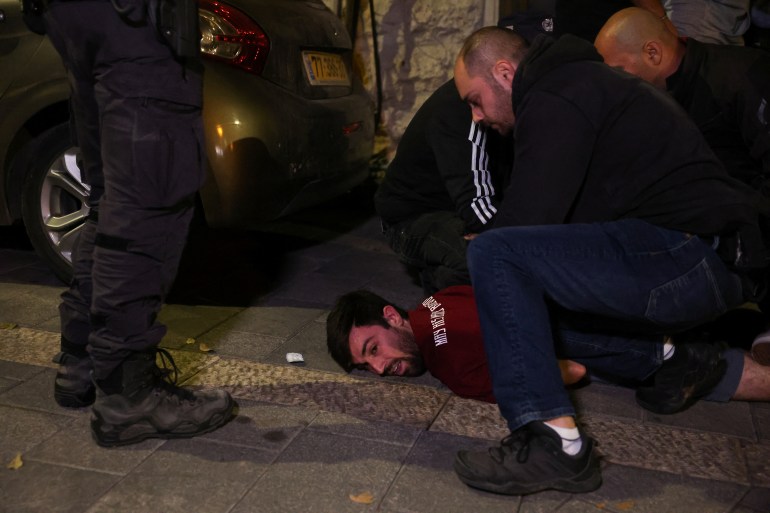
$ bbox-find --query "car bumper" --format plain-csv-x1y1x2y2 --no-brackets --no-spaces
199,61,375,228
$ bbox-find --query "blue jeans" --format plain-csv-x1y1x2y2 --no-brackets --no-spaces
468,219,745,431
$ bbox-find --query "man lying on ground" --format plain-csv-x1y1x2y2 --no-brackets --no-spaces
327,286,769,405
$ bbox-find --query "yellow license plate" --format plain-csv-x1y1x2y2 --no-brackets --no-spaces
302,51,350,86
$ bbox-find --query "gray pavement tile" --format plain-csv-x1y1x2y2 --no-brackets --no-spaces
0,290,59,327
517,490,573,512
199,400,317,452
744,441,770,487
315,250,407,281
0,368,81,416
1,263,64,287
643,399,756,440
261,321,341,373
570,382,644,421
0,376,18,394
260,272,373,309
213,305,320,338
578,463,748,513
197,328,286,360
0,359,47,380
380,431,523,513
0,405,75,463
280,242,359,271
307,411,422,446
190,358,450,428
738,487,770,512
752,405,770,443
157,304,243,348
231,429,409,513
430,395,508,441
0,249,39,274
254,295,337,309
25,414,163,474
87,440,272,513
582,417,750,484
363,279,425,313
368,368,448,390
35,315,61,332
0,460,121,513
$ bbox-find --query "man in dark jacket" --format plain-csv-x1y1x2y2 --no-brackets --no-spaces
595,7,770,189
375,80,511,294
451,27,765,496
595,6,770,363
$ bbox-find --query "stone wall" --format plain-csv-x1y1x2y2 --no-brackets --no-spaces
324,0,495,169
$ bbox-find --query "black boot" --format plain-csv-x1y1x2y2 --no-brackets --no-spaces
91,349,234,447
454,421,601,495
636,341,726,414
53,351,95,408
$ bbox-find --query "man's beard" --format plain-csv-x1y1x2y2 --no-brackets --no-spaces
393,326,427,377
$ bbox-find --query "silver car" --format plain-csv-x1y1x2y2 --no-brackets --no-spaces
0,0,374,281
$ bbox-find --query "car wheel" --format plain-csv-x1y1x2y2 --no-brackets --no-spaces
21,123,88,283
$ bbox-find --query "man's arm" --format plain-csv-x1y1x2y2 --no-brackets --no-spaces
429,109,501,234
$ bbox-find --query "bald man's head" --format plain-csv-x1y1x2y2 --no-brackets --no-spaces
595,7,684,89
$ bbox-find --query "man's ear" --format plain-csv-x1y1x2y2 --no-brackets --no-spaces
642,40,663,66
492,60,516,90
383,305,404,327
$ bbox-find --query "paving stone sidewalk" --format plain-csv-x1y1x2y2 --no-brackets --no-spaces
1,204,768,513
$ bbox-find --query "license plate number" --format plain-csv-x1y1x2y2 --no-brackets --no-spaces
302,51,350,86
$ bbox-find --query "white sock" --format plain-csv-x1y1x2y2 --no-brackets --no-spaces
663,338,675,360
544,422,582,455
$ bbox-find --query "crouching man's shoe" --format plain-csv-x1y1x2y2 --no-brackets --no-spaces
635,341,726,414
91,349,234,447
453,421,601,495
53,352,95,408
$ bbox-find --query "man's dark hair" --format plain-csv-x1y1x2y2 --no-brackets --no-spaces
326,290,408,372
458,26,530,79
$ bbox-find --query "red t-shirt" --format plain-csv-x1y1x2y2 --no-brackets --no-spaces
408,285,495,402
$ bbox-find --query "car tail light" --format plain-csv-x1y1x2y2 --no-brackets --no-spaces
198,0,269,75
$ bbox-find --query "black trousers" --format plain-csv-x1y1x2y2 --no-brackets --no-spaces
45,1,205,379
384,211,471,296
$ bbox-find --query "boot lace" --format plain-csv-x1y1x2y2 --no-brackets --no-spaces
491,427,534,465
151,348,196,402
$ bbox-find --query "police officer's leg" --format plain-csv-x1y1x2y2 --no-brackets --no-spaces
86,93,232,447
45,5,105,408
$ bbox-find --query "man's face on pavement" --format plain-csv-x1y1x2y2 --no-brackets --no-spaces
348,306,426,377
454,57,515,135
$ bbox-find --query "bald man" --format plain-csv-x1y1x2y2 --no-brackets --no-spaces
595,7,770,187
596,8,770,365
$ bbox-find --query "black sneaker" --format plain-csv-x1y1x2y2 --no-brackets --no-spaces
53,352,95,408
635,341,726,414
453,421,601,495
91,349,234,447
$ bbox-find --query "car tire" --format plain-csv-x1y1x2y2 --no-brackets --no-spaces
21,123,88,284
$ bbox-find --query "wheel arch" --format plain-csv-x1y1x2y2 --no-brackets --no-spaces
3,101,71,221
